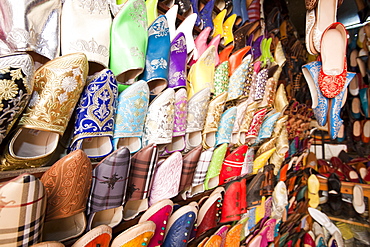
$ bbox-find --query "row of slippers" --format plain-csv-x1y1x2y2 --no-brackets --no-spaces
0,47,288,171
11,171,345,246
0,140,281,244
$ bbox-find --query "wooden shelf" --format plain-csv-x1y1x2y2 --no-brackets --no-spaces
318,176,370,226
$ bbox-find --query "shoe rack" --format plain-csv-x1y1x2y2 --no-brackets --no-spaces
318,177,370,228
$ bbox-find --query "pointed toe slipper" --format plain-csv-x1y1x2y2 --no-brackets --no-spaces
185,88,211,152
202,92,227,149
70,69,118,160
219,145,248,184
189,147,214,197
149,152,183,206
178,145,203,198
165,88,188,154
110,0,148,84
187,45,216,99
141,15,171,95
215,106,237,146
86,147,131,230
41,150,92,242
142,88,175,146
123,144,158,220
113,80,150,153
204,143,228,190
168,32,187,89
61,0,111,74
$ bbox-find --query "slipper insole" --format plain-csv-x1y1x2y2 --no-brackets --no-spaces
13,128,58,158
321,29,345,75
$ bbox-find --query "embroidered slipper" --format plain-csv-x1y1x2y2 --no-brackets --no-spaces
110,0,148,84
168,32,187,89
164,88,188,154
0,174,46,246
41,150,92,242
202,92,228,149
86,147,131,230
231,100,249,145
187,45,216,99
185,88,211,152
149,152,183,206
0,53,34,145
142,88,175,146
140,15,171,95
61,0,111,74
123,144,158,220
227,55,253,101
213,61,230,97
70,69,118,160
215,107,237,146
0,0,61,61
1,53,88,171
112,80,150,153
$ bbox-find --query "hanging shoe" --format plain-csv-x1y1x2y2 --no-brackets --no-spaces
220,180,242,223
189,147,214,197
227,54,253,101
222,14,237,46
212,9,227,39
162,204,198,247
233,20,260,52
231,101,249,145
164,88,188,153
228,46,251,76
213,61,230,97
302,61,329,127
199,0,215,30
138,199,174,247
318,22,347,98
165,5,179,41
71,225,112,247
219,145,248,184
174,13,198,54
0,53,88,171
69,69,118,160
110,0,148,84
